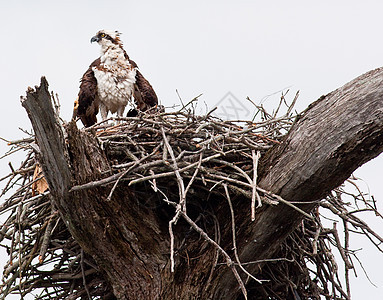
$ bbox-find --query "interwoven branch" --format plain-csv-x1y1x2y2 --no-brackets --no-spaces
0,89,382,300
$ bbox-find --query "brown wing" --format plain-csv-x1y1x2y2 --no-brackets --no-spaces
133,70,158,111
127,57,158,112
75,58,100,127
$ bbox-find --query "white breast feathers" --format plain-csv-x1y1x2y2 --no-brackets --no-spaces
93,46,137,120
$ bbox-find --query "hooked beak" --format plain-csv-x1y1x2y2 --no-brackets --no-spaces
90,36,99,43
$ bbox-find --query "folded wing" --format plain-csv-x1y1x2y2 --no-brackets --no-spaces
74,58,100,127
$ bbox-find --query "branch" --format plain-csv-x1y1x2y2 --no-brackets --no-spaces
214,67,383,297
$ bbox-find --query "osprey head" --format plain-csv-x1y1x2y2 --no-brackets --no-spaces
91,30,122,46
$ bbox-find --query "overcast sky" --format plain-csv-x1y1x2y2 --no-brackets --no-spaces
1,1,383,299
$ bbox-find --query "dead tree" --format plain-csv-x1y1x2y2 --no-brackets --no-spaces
2,67,383,299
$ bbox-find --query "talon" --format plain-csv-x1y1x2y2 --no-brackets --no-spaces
72,97,79,120
73,97,79,110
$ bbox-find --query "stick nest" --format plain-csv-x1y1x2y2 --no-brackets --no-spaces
0,93,382,299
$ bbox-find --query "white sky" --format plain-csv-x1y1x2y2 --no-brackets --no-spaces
1,1,383,299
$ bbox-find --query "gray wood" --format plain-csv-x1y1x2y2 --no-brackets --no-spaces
20,77,71,208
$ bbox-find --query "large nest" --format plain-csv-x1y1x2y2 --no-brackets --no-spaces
0,93,382,299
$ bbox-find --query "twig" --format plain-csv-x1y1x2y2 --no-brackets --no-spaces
38,210,58,263
256,186,315,221
224,184,263,285
251,150,261,221
161,126,186,212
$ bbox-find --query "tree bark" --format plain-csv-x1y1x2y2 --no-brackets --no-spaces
21,67,383,299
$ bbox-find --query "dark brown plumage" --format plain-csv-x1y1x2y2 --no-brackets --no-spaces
123,56,158,113
134,70,159,110
74,58,100,127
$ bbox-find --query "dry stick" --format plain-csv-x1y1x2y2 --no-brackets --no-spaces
321,202,383,247
161,126,187,272
0,192,49,216
256,186,315,221
210,158,252,182
161,126,186,212
169,209,181,273
343,219,351,299
38,211,57,263
163,145,204,273
113,158,165,172
184,152,204,196
312,226,321,255
273,90,289,118
238,257,294,266
332,223,353,270
152,184,182,273
350,252,377,287
0,136,34,145
176,94,203,113
17,201,23,294
10,175,36,198
224,184,263,285
70,172,122,192
251,150,261,221
286,90,300,116
169,152,205,272
0,147,27,160
1,268,21,299
149,169,158,192
106,170,128,201
320,247,350,300
346,178,383,218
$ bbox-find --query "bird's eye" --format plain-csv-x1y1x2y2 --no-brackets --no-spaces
100,33,105,38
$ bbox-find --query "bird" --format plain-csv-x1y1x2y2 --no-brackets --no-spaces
73,30,158,127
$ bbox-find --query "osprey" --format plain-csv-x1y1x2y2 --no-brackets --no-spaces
73,30,158,127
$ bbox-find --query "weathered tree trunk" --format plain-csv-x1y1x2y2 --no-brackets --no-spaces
22,79,168,299
210,68,383,298
21,67,383,299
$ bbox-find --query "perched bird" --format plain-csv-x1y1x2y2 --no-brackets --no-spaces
73,30,158,127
